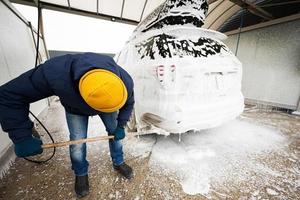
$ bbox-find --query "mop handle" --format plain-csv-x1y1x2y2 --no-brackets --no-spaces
42,135,114,149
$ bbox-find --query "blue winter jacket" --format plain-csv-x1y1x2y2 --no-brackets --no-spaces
0,53,134,143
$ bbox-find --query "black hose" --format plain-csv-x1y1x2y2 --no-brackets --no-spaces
235,8,245,56
34,0,41,68
24,111,56,164
24,0,56,164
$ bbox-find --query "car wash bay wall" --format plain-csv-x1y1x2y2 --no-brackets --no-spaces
224,19,300,110
0,0,49,176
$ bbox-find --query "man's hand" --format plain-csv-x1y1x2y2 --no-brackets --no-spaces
113,127,125,140
14,136,43,157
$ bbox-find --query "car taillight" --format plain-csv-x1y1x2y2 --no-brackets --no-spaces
157,65,164,82
170,64,176,82
154,65,176,82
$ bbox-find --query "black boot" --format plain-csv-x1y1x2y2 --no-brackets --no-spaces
75,175,89,198
113,163,133,179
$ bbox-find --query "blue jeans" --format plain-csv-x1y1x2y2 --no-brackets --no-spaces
66,111,124,176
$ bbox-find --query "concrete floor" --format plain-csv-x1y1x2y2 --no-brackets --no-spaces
0,100,299,200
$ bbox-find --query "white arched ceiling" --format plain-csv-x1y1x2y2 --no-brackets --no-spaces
209,5,241,30
99,0,123,17
71,0,97,13
207,0,223,15
13,0,243,29
204,0,242,30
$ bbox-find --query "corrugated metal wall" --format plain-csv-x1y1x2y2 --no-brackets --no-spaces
225,19,300,110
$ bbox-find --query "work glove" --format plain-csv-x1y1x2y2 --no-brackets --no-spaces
14,136,43,157
113,127,125,140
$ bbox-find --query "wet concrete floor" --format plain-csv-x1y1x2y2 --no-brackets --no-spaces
0,101,299,200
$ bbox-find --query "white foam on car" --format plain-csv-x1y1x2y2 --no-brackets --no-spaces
115,0,244,134
124,119,288,195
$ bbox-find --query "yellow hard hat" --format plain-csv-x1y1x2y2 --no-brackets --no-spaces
79,69,128,112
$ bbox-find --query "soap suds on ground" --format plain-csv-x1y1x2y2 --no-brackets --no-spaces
124,118,295,197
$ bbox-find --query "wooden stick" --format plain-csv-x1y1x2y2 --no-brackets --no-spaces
42,135,114,149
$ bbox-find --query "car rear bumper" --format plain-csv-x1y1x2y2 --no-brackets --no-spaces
138,95,244,134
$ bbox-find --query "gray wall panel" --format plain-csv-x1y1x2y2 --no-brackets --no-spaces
225,20,300,109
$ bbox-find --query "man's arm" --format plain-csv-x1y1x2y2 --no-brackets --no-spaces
0,67,53,143
117,91,135,128
112,91,134,140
